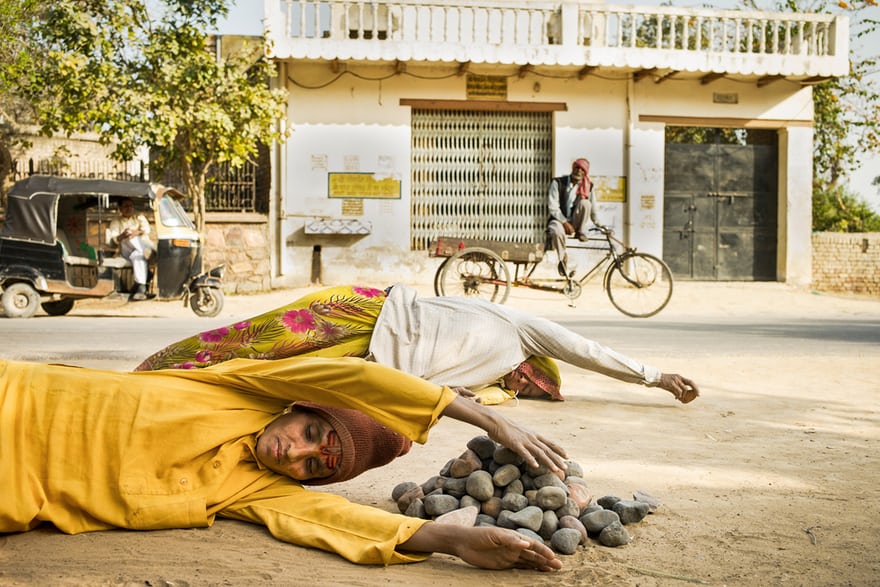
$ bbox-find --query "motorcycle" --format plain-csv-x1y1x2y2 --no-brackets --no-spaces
0,175,225,318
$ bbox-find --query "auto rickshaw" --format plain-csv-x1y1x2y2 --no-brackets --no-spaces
0,175,225,318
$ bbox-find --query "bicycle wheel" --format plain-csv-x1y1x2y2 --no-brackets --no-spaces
433,257,449,296
437,247,511,304
604,252,673,317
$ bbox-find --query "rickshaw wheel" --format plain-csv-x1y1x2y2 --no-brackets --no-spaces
190,287,224,317
1,282,41,319
42,298,76,316
437,246,511,304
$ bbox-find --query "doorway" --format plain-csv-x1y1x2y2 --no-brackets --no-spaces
663,128,778,280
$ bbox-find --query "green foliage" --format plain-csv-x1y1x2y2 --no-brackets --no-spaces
813,184,880,232
12,0,288,232
742,0,880,231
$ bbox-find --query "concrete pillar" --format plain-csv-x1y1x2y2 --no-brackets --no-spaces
778,125,814,285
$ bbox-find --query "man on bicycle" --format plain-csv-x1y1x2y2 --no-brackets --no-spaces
547,158,601,277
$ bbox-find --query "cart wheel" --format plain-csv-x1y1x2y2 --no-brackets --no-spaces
438,247,511,304
1,282,41,318
190,287,224,317
42,298,76,316
433,257,449,296
604,252,673,318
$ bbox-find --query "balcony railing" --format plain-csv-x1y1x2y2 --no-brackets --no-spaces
265,1,849,78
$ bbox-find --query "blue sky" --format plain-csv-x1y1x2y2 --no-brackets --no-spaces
217,1,879,208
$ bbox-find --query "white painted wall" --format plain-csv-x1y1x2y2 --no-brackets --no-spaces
277,61,814,285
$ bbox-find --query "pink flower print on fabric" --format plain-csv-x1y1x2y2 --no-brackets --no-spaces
195,350,214,363
233,321,251,331
353,286,385,298
176,361,197,369
282,309,317,333
200,327,230,343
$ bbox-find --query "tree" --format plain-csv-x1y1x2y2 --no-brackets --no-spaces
741,0,880,230
0,0,40,195
16,0,288,232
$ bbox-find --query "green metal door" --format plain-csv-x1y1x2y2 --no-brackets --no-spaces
663,129,778,280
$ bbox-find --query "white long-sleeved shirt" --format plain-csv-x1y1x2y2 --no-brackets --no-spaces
368,284,661,391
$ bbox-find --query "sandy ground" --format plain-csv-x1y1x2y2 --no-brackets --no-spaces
1,281,879,586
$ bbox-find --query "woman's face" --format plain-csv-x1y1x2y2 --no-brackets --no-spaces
255,410,340,481
502,368,547,399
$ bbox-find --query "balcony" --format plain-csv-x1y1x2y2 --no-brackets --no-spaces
265,1,849,82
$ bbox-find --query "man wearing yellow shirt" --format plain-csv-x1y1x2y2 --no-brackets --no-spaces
0,355,565,571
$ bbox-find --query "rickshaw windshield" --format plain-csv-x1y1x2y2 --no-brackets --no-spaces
157,196,195,229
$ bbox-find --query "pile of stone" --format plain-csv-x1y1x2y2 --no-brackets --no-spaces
392,435,660,555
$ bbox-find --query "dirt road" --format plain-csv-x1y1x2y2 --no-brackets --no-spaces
1,282,878,586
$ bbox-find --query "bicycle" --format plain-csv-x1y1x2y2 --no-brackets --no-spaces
429,227,673,318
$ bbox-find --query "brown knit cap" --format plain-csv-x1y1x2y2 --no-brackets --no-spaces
294,401,412,486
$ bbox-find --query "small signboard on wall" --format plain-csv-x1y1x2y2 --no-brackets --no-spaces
328,173,401,199
466,74,508,100
593,176,626,203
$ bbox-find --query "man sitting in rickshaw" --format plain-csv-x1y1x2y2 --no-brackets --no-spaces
105,197,156,300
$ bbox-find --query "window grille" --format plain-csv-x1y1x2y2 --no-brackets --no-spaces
411,109,552,251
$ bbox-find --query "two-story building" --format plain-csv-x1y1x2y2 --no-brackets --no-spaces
256,0,848,287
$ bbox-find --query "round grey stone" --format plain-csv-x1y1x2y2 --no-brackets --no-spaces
460,494,481,510
423,494,460,516
533,472,568,491
558,515,588,544
598,520,630,547
392,481,418,502
550,528,582,555
536,486,568,510
404,497,426,519
564,460,584,479
524,463,550,477
596,495,622,509
492,463,522,487
476,513,497,526
508,505,544,532
538,509,559,540
496,509,517,529
580,509,621,534
506,479,524,495
465,470,494,501
501,492,529,512
466,435,498,460
420,475,442,494
612,500,651,525
442,476,468,498
555,498,581,519
493,446,524,466
481,496,503,518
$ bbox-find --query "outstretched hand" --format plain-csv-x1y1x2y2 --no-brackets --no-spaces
487,412,568,472
441,395,568,472
401,523,562,571
658,373,700,404
452,526,562,571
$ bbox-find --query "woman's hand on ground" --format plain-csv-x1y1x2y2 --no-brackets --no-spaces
659,373,700,404
401,524,562,571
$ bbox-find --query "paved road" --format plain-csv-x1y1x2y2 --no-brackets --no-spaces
1,295,877,370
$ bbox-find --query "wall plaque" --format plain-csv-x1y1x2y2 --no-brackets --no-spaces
328,172,401,199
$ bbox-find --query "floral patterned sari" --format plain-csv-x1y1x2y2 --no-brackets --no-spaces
135,285,387,371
